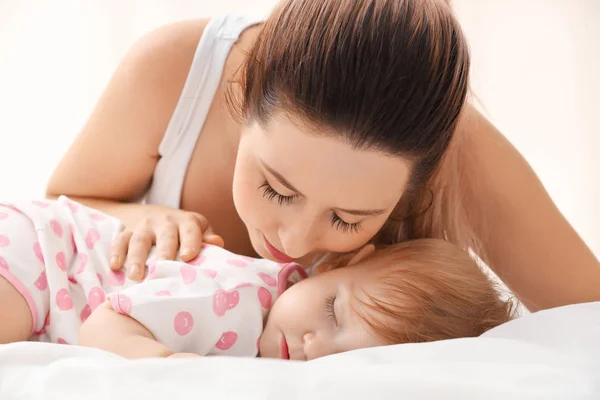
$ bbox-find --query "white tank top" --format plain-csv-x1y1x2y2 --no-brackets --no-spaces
146,14,264,208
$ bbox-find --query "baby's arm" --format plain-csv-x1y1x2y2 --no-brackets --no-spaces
78,301,178,359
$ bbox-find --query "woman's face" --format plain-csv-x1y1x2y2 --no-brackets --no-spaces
233,112,411,263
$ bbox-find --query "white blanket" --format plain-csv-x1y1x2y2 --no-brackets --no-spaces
1,302,599,400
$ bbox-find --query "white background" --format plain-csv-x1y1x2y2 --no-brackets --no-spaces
0,0,598,257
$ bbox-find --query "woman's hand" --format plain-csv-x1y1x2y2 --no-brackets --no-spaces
110,209,224,281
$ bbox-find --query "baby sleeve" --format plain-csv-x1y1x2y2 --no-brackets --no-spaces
107,260,265,357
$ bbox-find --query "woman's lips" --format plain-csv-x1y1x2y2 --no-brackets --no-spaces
264,235,295,263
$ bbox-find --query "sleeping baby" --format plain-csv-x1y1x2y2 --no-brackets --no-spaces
0,197,516,360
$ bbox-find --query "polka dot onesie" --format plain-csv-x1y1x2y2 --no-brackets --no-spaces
0,196,307,356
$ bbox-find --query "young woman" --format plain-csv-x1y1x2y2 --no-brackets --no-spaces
46,0,600,312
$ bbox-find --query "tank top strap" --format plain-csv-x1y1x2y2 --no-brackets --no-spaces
146,14,265,208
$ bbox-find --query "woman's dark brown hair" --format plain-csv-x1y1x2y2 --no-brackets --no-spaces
229,0,477,254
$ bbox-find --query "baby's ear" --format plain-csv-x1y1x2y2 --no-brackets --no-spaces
347,244,376,266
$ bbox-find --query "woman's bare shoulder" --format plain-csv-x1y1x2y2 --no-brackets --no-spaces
47,19,211,201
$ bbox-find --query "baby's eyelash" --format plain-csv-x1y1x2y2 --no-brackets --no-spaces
259,182,297,206
331,213,362,234
325,295,337,325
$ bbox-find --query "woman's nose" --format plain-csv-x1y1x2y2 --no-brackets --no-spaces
278,217,319,259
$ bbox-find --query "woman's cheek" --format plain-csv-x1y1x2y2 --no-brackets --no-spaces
232,166,268,228
232,158,255,221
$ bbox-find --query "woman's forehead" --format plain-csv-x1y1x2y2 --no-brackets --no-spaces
249,116,411,209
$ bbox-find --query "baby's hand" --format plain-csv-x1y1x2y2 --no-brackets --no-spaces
167,352,201,359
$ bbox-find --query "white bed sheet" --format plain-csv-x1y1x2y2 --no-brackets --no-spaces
1,302,599,400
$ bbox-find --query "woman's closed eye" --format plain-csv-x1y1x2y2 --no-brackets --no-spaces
331,213,362,234
259,182,297,205
259,181,363,234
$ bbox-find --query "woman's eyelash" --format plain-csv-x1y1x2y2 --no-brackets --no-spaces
259,182,297,205
325,295,337,325
331,213,362,234
259,181,363,234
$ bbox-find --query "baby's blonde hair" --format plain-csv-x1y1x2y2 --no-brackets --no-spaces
354,239,517,344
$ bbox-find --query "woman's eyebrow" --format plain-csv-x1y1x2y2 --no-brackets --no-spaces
260,160,304,195
335,207,387,217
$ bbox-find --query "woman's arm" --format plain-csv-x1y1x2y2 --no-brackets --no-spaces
78,301,174,358
45,19,209,218
45,20,224,277
460,105,600,312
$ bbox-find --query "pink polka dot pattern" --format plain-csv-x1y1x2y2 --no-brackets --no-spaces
112,294,132,315
80,304,91,322
0,235,10,247
33,241,44,264
55,289,73,311
76,254,88,274
50,219,63,238
69,224,77,253
258,272,276,287
213,289,240,317
174,312,194,336
147,259,157,276
34,271,48,291
216,331,238,350
55,251,67,271
85,228,100,249
257,287,272,309
226,259,248,268
0,199,309,356
203,269,217,278
188,255,206,267
90,213,106,221
66,200,78,213
180,265,197,284
0,256,8,270
88,287,105,311
108,270,126,286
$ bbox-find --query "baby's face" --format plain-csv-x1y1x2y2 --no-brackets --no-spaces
260,260,386,361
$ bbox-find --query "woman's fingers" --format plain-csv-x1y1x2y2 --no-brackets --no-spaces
194,214,224,248
177,215,205,261
204,233,225,248
109,229,133,271
109,211,222,278
154,218,180,261
125,221,155,281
